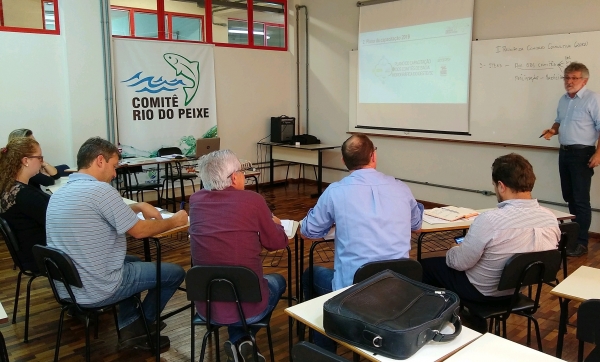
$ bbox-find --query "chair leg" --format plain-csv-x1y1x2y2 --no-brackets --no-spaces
531,317,543,352
24,275,36,342
112,306,121,340
578,340,585,362
266,324,275,362
12,271,22,324
54,307,67,362
494,318,500,336
488,318,493,333
85,315,91,362
502,318,507,338
249,333,259,362
215,328,221,362
94,313,100,339
199,329,212,362
526,316,532,346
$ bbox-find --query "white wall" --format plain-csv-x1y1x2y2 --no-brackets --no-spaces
296,0,600,232
0,0,108,167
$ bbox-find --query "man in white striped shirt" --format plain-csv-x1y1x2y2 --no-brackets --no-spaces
421,153,560,305
47,137,188,351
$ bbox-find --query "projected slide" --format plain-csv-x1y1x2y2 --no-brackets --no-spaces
359,18,471,104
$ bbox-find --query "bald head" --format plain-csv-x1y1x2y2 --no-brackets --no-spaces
342,134,376,171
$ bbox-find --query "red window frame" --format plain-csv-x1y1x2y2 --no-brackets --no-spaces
227,17,285,48
0,0,60,35
205,0,287,51
110,5,205,44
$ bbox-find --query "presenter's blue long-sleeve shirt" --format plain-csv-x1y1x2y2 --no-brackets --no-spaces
556,86,600,146
301,168,424,290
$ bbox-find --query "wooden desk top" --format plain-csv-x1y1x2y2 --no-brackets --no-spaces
444,333,565,361
285,289,481,362
420,207,574,233
0,302,7,324
550,266,600,302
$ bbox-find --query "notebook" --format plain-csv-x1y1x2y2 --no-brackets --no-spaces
195,137,220,158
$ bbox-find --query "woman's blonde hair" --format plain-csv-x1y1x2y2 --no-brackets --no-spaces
0,137,40,194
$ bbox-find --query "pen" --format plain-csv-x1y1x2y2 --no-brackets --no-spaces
180,201,185,210
539,132,547,138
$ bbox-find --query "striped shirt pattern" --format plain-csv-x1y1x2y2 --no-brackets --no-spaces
446,199,560,297
46,173,139,304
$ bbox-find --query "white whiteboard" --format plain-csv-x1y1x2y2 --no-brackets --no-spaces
350,30,600,147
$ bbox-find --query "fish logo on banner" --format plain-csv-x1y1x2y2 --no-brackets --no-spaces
121,53,200,105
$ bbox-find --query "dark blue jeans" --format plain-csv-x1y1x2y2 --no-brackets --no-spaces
559,147,595,247
302,266,336,353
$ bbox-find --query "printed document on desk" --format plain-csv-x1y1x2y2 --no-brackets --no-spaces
425,206,479,222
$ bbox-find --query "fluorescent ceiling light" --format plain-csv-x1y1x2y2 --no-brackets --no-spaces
228,29,265,35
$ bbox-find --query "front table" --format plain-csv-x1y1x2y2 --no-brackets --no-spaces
259,142,341,197
285,288,481,362
550,265,600,358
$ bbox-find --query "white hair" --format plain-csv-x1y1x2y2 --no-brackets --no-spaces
198,149,241,190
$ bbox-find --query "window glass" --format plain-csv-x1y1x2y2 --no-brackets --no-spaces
227,19,249,45
110,9,130,36
266,25,284,47
134,12,158,38
252,0,284,48
253,22,264,46
216,0,248,44
43,1,55,30
172,16,201,41
1,0,59,33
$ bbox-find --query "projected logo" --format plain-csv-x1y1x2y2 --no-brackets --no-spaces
373,57,393,82
121,53,201,106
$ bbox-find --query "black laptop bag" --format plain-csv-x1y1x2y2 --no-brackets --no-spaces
323,270,462,360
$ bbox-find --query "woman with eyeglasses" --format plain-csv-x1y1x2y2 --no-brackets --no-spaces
8,128,70,190
0,137,50,271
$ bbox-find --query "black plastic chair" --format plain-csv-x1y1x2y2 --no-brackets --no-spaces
117,165,162,204
157,147,198,200
462,250,561,352
353,258,422,284
577,299,600,362
291,341,348,362
0,216,41,343
0,331,8,362
558,222,579,280
185,265,275,362
32,245,153,362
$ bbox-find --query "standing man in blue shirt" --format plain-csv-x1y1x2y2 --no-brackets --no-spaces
300,133,424,351
542,62,600,257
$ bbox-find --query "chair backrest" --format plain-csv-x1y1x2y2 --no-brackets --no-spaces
497,249,562,291
292,341,349,362
353,258,422,284
157,147,183,157
577,299,600,345
0,216,26,271
185,265,262,303
0,330,9,362
32,245,83,305
558,222,579,252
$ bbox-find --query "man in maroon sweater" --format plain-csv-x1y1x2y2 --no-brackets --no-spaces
189,149,287,362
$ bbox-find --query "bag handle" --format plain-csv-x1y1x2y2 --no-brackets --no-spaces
417,312,462,346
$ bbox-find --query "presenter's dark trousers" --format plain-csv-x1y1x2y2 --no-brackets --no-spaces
559,146,595,247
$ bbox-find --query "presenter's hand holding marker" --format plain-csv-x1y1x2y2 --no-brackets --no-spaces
540,128,557,140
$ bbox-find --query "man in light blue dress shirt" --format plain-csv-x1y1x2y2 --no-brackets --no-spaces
300,134,424,351
542,62,600,257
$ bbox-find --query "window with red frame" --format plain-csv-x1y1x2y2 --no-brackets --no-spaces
110,5,204,42
109,0,286,50
0,0,60,35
